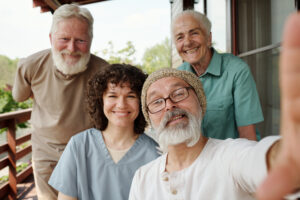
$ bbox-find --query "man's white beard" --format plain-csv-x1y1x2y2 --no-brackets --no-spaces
153,108,202,153
52,48,90,75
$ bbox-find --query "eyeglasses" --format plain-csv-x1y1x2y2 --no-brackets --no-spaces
147,87,193,114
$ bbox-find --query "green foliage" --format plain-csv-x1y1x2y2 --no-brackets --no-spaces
99,41,137,65
95,38,171,74
0,55,32,114
0,88,32,113
142,37,171,74
0,175,8,184
18,141,30,150
0,88,32,133
0,163,29,185
0,55,18,88
16,162,29,173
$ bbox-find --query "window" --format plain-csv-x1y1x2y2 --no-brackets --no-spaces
236,0,296,137
195,0,227,52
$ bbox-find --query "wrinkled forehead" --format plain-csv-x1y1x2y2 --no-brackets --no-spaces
173,14,204,34
146,77,190,102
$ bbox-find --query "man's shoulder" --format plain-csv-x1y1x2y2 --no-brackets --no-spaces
18,49,52,71
20,49,51,64
89,54,108,66
85,54,108,74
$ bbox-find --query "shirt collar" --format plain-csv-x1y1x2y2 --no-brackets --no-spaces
202,48,222,77
159,153,167,173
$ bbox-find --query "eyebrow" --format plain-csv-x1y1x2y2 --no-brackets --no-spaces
147,81,189,99
175,27,202,38
106,90,136,95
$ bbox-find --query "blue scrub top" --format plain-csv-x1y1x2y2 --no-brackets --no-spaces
178,48,264,140
49,128,159,200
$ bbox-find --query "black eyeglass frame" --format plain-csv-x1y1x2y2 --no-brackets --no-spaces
147,86,193,114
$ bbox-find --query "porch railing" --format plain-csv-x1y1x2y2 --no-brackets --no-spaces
0,109,32,200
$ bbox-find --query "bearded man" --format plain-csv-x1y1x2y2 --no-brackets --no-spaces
130,67,300,200
129,14,300,199
12,4,108,200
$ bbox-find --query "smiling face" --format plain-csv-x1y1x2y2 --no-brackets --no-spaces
146,77,201,129
173,14,212,66
50,17,91,75
146,76,203,152
103,82,140,129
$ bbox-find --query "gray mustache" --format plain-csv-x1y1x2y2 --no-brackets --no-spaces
161,108,189,127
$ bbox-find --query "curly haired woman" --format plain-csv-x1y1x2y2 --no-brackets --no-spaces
49,64,159,200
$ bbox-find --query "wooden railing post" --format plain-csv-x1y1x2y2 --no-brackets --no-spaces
0,109,33,199
7,119,17,200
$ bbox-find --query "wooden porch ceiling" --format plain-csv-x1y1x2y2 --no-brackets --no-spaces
33,0,110,13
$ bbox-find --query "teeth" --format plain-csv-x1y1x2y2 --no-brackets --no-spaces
185,48,198,54
170,115,183,121
114,111,128,116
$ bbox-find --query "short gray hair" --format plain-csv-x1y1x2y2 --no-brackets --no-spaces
172,9,211,37
50,4,94,39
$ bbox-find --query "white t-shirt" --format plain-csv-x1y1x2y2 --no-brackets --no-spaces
129,136,279,200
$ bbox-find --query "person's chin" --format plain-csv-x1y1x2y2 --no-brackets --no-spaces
64,57,81,65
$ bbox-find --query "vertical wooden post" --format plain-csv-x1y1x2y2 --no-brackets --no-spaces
7,119,17,200
231,0,238,55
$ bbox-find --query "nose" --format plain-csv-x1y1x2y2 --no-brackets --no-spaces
116,97,127,108
165,98,176,111
67,39,76,52
183,35,192,46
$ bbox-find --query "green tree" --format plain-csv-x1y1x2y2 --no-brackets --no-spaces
99,41,137,65
142,37,171,74
95,38,171,74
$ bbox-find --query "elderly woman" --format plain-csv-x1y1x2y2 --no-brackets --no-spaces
48,64,159,200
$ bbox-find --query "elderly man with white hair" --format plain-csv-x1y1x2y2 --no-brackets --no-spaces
12,4,108,199
129,13,300,200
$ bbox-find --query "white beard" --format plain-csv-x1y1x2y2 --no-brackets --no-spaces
52,48,90,75
153,108,202,153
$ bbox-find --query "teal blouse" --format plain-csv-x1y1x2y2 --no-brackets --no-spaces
178,48,264,139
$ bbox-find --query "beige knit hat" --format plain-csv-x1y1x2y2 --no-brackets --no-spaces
141,68,206,125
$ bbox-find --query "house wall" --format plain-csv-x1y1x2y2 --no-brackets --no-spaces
170,0,183,68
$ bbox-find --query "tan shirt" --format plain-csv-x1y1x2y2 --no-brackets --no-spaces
13,49,108,160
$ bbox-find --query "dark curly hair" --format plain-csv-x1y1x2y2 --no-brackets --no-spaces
86,64,148,134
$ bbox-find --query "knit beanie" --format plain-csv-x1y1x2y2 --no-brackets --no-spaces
141,68,206,125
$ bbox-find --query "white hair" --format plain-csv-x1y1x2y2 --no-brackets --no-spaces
152,108,202,154
172,9,211,37
51,48,90,75
50,4,94,39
